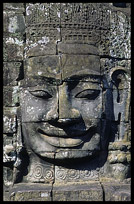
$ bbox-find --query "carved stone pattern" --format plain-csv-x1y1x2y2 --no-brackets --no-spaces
27,163,54,183
56,167,98,181
26,3,110,42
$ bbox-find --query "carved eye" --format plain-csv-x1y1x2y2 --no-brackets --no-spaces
75,89,100,100
29,90,52,99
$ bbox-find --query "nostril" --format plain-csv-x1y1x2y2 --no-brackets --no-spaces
58,118,77,123
57,117,82,126
46,108,59,121
71,108,80,119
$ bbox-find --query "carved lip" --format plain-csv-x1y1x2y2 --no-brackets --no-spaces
38,131,90,148
37,127,88,137
37,123,93,147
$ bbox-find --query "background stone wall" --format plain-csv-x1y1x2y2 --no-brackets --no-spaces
3,3,131,201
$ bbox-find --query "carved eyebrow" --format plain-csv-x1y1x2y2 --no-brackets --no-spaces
32,76,62,85
30,74,102,85
64,74,102,82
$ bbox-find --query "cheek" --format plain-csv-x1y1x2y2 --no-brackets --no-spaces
72,96,102,120
22,123,56,152
20,91,57,122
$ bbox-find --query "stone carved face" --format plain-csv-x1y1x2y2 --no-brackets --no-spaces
20,45,111,160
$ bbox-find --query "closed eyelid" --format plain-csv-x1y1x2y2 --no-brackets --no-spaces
75,89,100,99
29,90,52,99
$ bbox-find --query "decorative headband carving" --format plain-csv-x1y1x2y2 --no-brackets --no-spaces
26,3,110,42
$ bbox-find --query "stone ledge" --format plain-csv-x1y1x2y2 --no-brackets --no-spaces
52,181,103,201
9,183,53,201
4,181,131,201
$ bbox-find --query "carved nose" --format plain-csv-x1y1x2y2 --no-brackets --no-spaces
46,107,59,121
58,83,81,122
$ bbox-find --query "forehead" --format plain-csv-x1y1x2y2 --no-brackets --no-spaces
23,43,101,86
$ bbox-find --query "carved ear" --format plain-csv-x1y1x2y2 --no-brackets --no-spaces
110,66,130,123
109,67,131,142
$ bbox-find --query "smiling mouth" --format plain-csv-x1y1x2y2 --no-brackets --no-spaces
37,127,91,148
37,127,88,137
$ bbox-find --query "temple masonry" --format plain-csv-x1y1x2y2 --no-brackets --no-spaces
3,3,131,201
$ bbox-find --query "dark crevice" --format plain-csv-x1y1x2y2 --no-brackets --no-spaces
51,153,56,201
100,55,130,60
100,182,105,201
56,43,58,55
113,3,126,8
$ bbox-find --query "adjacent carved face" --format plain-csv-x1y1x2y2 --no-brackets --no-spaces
20,46,109,160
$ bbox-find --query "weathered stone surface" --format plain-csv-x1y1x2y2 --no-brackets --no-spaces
3,62,23,86
10,183,52,201
3,3,25,13
3,167,13,187
3,3,131,201
3,133,17,166
58,82,102,120
102,182,131,201
3,86,19,107
24,56,61,79
19,86,58,122
108,141,131,150
53,182,103,201
25,41,57,57
98,8,131,58
100,58,131,78
3,37,24,61
3,11,25,34
99,159,130,183
109,10,131,59
23,152,55,184
55,159,99,183
113,90,130,122
61,54,101,79
3,109,17,133
25,3,61,43
108,150,130,164
58,43,99,55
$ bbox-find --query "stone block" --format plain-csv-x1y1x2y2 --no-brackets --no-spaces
3,37,24,61
3,167,13,187
3,62,23,86
109,10,131,59
3,134,13,146
98,9,131,59
25,3,61,26
58,43,99,55
25,3,61,42
25,40,57,57
3,86,19,107
3,3,25,13
61,54,101,80
108,150,130,164
23,153,55,184
99,160,130,183
3,108,17,133
53,182,103,201
9,183,52,201
3,134,16,164
55,161,99,183
3,11,25,34
102,182,131,201
24,56,61,79
108,141,131,151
